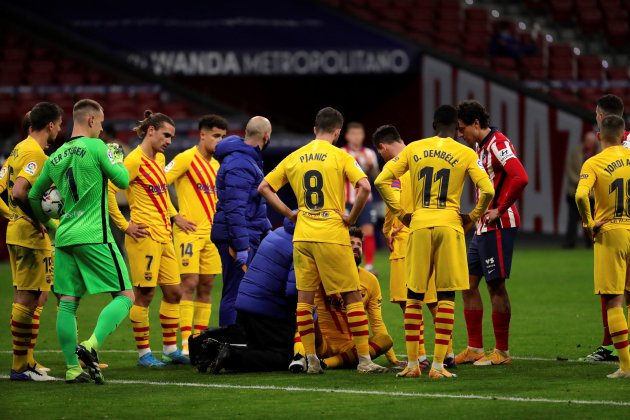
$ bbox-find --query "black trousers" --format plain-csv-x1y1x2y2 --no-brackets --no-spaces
223,311,296,372
564,195,593,248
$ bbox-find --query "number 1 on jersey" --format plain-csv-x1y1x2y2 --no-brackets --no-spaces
65,167,80,203
419,167,450,208
609,178,630,217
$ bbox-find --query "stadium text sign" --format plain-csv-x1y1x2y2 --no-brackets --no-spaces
421,56,589,234
128,49,411,76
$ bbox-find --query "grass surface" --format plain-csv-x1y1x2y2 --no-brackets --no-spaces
0,247,628,419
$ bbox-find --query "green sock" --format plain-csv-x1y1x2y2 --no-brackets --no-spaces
66,365,84,381
92,295,133,349
57,300,80,368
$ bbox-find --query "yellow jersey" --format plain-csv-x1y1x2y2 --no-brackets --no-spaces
316,266,391,340
165,146,219,237
382,171,412,260
0,161,12,219
108,146,177,243
375,136,494,234
2,137,51,250
265,139,366,245
576,145,630,233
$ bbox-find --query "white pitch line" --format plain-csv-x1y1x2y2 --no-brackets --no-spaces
2,376,624,407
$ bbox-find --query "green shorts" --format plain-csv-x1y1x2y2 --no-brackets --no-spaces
54,243,131,297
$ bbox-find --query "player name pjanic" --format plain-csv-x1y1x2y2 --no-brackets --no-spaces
49,146,87,166
413,150,459,167
603,158,630,176
300,153,327,163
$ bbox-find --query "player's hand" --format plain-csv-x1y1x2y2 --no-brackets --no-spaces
288,209,299,224
107,143,125,164
24,216,47,238
173,214,197,234
126,221,149,240
460,213,474,233
335,210,353,226
590,219,610,240
484,209,501,226
400,213,412,228
387,225,404,252
235,250,249,266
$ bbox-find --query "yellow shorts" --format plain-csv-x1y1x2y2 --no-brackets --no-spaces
594,229,630,295
390,258,437,304
126,236,180,287
406,227,469,293
317,334,354,358
293,241,360,295
174,232,221,275
8,245,53,292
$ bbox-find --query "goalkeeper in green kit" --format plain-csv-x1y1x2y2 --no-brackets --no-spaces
28,99,133,384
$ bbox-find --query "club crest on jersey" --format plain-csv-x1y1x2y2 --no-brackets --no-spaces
182,259,189,267
0,167,6,179
24,161,37,176
144,272,153,280
107,149,116,164
165,161,175,172
393,156,400,162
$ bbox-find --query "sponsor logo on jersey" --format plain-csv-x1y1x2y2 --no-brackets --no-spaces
393,156,400,162
476,159,484,170
497,148,515,165
165,161,175,172
485,257,495,265
196,183,216,195
147,184,168,195
580,174,589,179
24,161,37,176
0,167,6,179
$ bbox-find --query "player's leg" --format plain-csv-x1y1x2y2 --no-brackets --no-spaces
158,241,188,364
293,242,320,374
193,238,220,339
429,227,469,379
475,228,517,366
360,203,376,273
389,257,407,312
74,243,135,384
583,295,618,361
126,236,163,366
216,243,246,327
175,233,198,355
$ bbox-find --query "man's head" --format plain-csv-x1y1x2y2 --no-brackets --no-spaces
456,100,490,146
21,111,31,139
372,124,404,162
73,99,104,139
349,226,364,266
582,130,597,151
30,102,64,147
133,110,175,154
199,114,228,155
433,104,459,140
244,116,272,151
599,115,626,146
595,94,624,127
344,122,365,149
314,107,344,144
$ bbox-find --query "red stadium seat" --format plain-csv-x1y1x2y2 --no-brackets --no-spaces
492,57,517,71
608,66,629,79
578,7,603,33
57,73,86,85
605,21,629,46
29,60,56,73
2,47,28,62
26,72,54,85
549,67,574,80
464,55,490,69
550,0,575,22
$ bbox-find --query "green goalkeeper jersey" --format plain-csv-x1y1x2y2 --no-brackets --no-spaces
28,136,129,247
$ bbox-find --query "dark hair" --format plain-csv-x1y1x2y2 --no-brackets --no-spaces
457,100,490,128
597,94,624,117
346,121,364,131
315,107,344,133
434,104,459,127
199,114,228,131
600,115,626,142
21,111,31,139
372,125,402,148
102,121,117,138
30,102,63,131
349,226,363,241
133,110,175,139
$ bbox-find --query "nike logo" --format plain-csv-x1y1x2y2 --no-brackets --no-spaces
487,269,495,274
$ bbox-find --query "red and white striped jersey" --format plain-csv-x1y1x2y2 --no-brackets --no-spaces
621,130,630,148
342,145,377,204
474,129,526,235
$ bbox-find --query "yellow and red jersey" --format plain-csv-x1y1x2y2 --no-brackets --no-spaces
165,146,219,237
108,146,177,243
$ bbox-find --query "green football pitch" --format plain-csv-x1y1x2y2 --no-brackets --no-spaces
0,247,628,419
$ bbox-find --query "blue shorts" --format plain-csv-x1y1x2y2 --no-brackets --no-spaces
346,201,376,226
467,228,518,282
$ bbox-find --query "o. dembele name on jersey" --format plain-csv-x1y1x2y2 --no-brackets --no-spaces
412,149,459,167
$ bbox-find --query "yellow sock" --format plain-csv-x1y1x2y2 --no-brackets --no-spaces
26,306,43,366
179,300,194,351
160,301,180,353
346,301,370,357
193,301,211,336
293,330,305,357
130,304,150,354
404,299,422,366
433,300,455,367
608,307,630,371
370,334,394,360
11,303,34,372
296,303,315,355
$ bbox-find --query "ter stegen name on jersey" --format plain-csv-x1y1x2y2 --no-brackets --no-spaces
49,146,88,165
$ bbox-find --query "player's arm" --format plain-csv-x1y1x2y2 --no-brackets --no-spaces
285,263,297,299
258,159,296,222
364,278,398,364
487,142,529,222
375,150,409,223
223,166,258,251
0,163,10,219
343,154,371,226
98,141,129,189
164,154,188,186
27,161,53,224
107,157,147,239
466,154,495,225
159,153,196,233
575,161,597,231
14,150,48,226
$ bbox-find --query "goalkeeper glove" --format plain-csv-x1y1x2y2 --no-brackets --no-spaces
107,143,125,164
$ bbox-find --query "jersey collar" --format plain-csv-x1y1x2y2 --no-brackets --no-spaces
478,127,498,149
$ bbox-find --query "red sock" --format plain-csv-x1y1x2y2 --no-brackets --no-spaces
464,309,483,348
363,233,375,266
601,295,613,346
492,311,511,352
